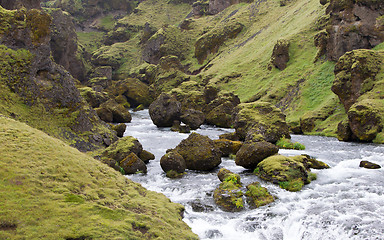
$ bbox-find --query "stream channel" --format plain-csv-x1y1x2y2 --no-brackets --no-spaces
125,110,384,240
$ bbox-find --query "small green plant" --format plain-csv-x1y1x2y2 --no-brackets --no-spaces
276,137,305,150
253,167,260,174
234,198,244,209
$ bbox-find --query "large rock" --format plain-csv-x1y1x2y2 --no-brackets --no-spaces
174,133,221,171
270,39,290,70
160,151,186,173
48,8,85,81
245,182,274,209
255,155,316,192
332,50,382,111
79,87,109,108
325,0,384,61
108,78,153,108
97,99,132,123
180,109,205,130
235,142,278,169
101,136,143,163
348,99,384,142
119,152,147,174
233,102,290,143
213,169,243,212
149,93,181,127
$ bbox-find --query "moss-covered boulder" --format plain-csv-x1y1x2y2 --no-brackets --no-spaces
180,109,205,130
206,101,237,128
108,78,153,108
139,150,155,163
332,50,382,111
149,92,181,127
359,160,381,169
348,99,384,141
160,151,186,174
174,133,221,171
111,123,126,138
255,155,317,192
270,39,290,70
195,20,244,64
245,182,274,209
79,87,109,108
233,102,290,143
101,136,143,163
213,139,242,157
119,152,147,174
213,169,243,212
235,142,279,169
96,99,131,123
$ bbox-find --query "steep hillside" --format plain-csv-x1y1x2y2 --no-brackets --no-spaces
0,115,198,239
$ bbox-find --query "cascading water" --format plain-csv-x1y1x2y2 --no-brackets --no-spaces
125,110,384,240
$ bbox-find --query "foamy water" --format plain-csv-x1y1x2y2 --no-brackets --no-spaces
125,110,384,239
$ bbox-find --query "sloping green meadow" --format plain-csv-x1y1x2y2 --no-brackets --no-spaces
0,116,198,239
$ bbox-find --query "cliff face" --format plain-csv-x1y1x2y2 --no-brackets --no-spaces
326,0,384,60
0,5,116,151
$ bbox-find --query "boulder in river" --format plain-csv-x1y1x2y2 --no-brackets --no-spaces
213,169,244,212
245,182,274,209
235,141,278,169
149,92,181,127
119,152,147,174
255,155,318,192
214,139,243,157
359,161,381,169
160,151,186,174
233,102,290,143
174,133,221,171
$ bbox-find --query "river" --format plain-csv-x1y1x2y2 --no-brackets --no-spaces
125,110,384,240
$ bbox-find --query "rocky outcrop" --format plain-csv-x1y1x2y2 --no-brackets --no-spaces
0,0,41,9
233,102,290,143
270,39,290,70
0,6,116,151
208,0,252,15
119,152,147,174
111,123,126,137
108,78,153,108
325,0,384,61
96,99,132,123
332,50,382,111
48,8,85,81
195,21,244,64
149,92,181,127
332,49,384,143
235,142,279,169
174,133,221,171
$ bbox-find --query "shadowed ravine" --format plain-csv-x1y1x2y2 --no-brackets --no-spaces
126,110,384,240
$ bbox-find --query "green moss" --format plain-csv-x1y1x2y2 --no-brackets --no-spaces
26,9,52,45
276,137,305,150
245,182,274,208
0,116,198,239
278,178,304,192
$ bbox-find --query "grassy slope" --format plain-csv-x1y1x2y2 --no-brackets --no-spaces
189,0,345,135
0,116,198,240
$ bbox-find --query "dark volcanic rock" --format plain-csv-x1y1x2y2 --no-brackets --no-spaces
120,152,147,174
180,109,205,130
326,0,384,61
0,0,41,9
270,39,290,70
160,151,186,173
359,161,381,169
149,93,181,127
48,8,85,81
174,133,221,171
235,142,279,169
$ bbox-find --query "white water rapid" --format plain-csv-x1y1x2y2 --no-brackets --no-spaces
125,110,384,240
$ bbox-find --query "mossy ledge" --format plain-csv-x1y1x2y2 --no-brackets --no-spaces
0,116,198,240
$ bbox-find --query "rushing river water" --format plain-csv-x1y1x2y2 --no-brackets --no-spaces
125,110,384,240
